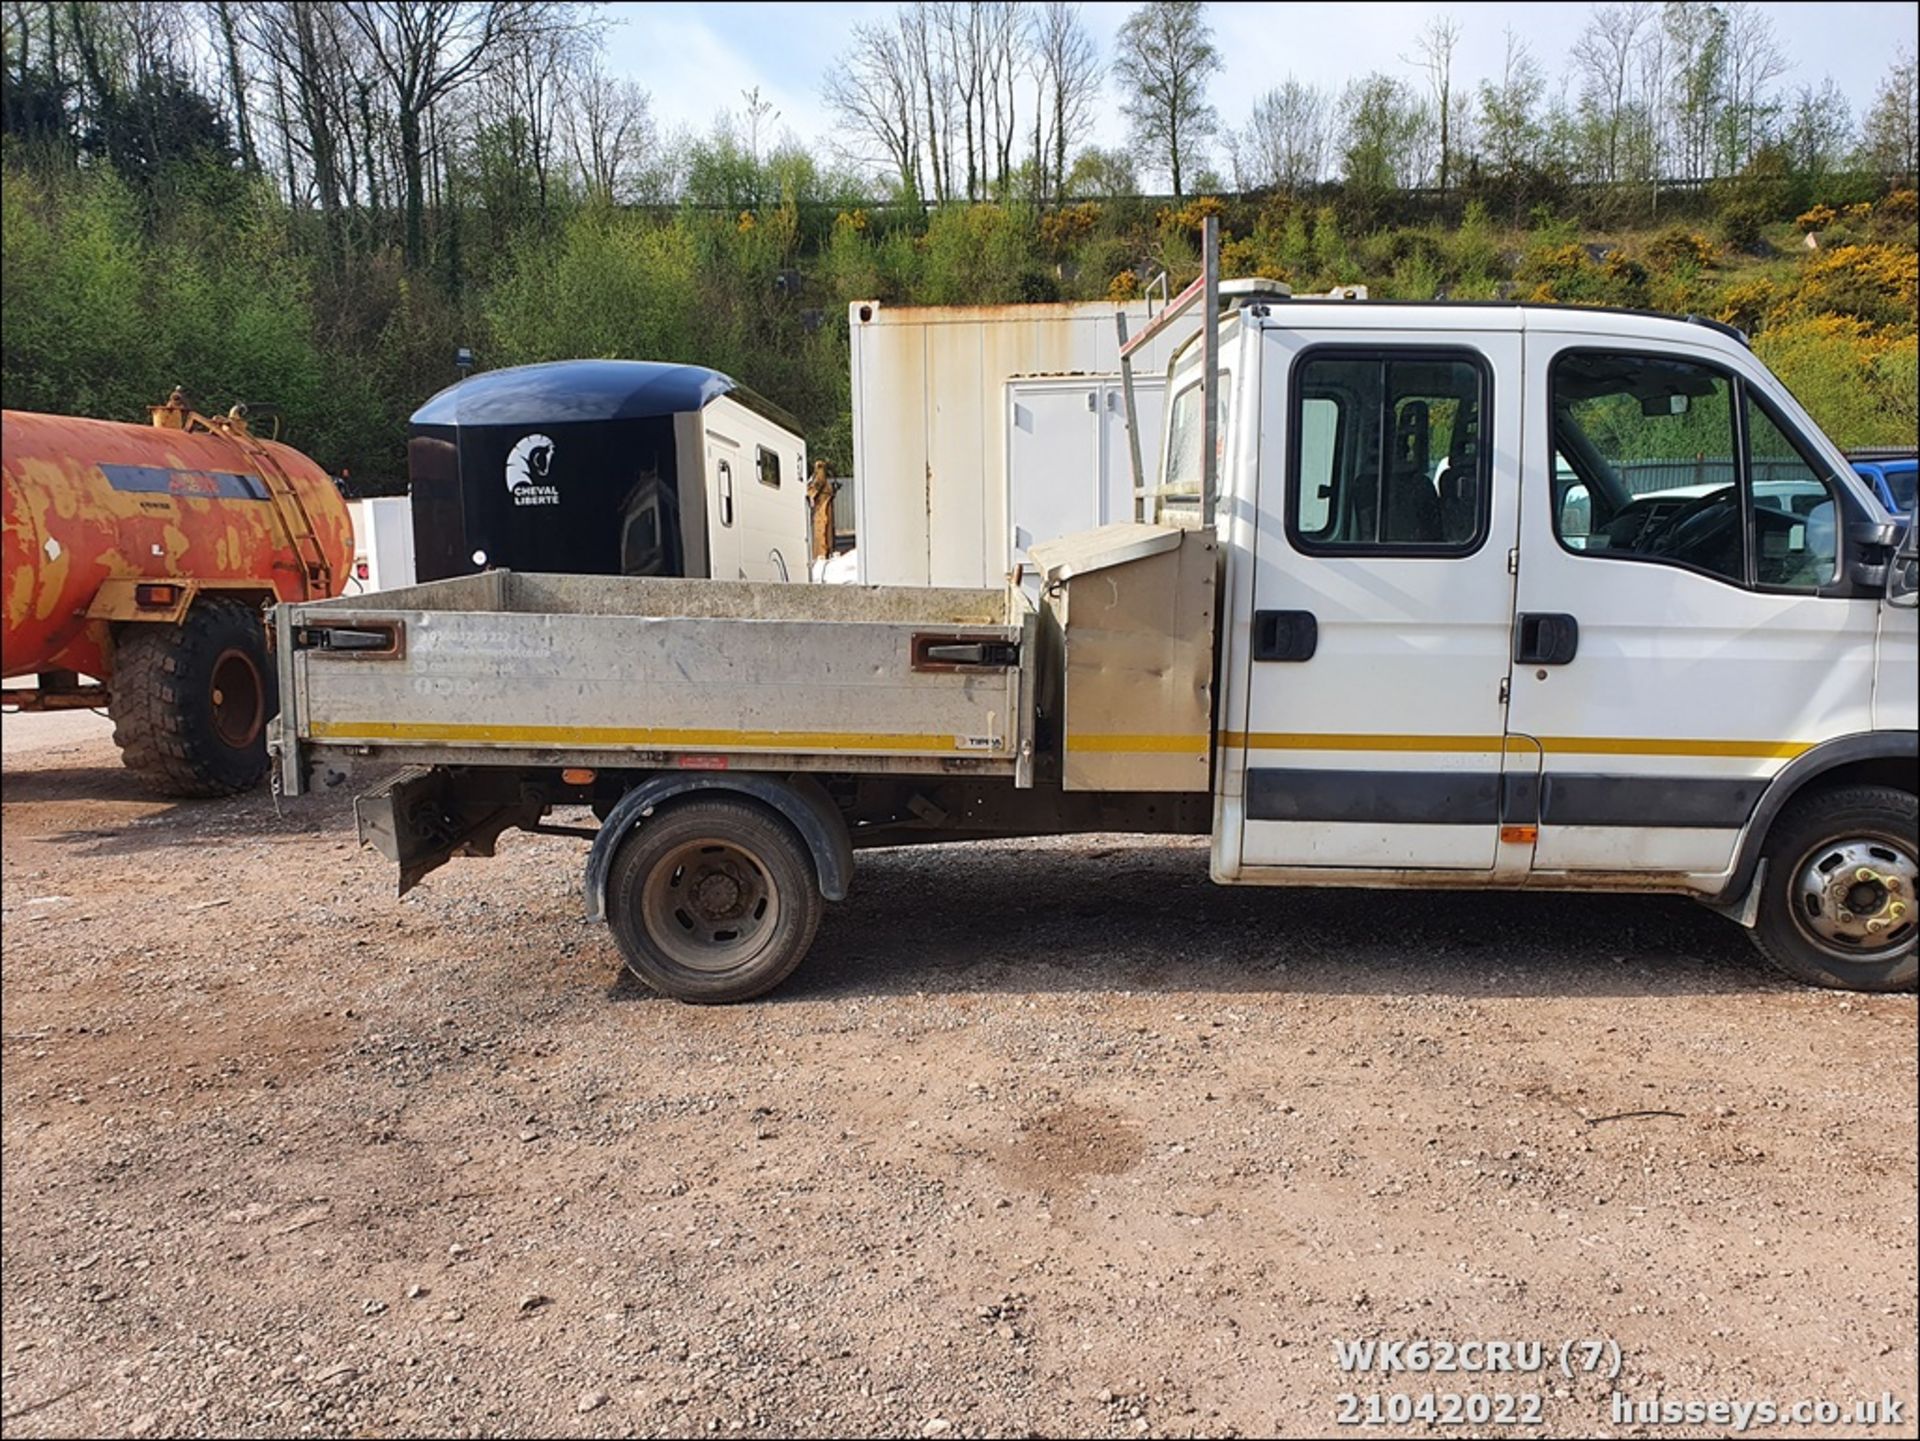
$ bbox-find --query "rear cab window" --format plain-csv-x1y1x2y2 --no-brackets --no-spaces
1286,347,1492,555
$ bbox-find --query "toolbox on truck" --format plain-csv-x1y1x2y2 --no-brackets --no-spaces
1030,523,1218,793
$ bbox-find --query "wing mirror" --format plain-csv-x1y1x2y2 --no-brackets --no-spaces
1888,497,1919,608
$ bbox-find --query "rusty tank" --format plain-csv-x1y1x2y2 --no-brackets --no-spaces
2,391,353,795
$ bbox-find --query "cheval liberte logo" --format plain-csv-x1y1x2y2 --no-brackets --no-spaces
506,433,560,506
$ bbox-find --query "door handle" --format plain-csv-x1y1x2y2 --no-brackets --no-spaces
1515,612,1579,665
1253,609,1318,662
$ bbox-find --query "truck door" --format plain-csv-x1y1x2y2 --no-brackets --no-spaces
1235,324,1524,873
1507,339,1877,875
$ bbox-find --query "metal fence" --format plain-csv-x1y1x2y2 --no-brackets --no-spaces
1617,458,1813,495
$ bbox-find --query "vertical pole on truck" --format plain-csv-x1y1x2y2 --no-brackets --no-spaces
1199,213,1219,529
1115,310,1147,523
1117,215,1221,527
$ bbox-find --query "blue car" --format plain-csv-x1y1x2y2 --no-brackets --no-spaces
1852,453,1918,515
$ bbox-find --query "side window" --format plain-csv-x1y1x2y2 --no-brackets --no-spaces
1550,351,1839,592
1296,396,1342,534
1288,351,1488,553
1164,382,1203,500
1746,398,1839,590
1160,373,1231,519
756,445,780,489
1551,352,1742,584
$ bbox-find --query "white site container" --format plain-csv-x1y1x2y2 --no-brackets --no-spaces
849,300,1195,588
345,495,418,594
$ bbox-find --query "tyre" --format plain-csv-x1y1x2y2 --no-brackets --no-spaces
109,598,275,798
1751,785,1918,992
606,797,824,1003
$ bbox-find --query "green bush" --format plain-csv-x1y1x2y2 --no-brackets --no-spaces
1388,250,1445,300
1445,201,1504,287
1643,227,1717,272
918,204,1036,306
1718,202,1770,255
485,209,703,366
1755,316,1918,449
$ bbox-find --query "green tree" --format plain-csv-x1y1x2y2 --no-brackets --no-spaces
1338,74,1426,197
1860,49,1918,184
1065,145,1139,197
1782,79,1854,190
1663,1,1728,183
1112,0,1220,198
1407,15,1462,192
1476,27,1544,178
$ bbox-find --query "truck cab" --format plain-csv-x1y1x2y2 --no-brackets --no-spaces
1164,294,1914,988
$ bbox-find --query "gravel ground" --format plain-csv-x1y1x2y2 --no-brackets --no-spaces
2,729,1915,1439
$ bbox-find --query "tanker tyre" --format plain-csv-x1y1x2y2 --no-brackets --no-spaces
109,599,276,798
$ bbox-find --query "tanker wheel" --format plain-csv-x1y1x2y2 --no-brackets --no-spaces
109,598,277,798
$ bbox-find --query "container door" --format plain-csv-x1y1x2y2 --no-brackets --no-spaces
1236,325,1524,874
1007,381,1101,582
705,440,741,580
736,440,794,583
1506,340,1877,875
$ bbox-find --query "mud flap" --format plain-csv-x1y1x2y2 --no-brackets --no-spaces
1702,858,1768,929
355,766,545,896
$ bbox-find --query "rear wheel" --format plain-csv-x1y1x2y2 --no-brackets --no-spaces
109,598,275,797
1751,785,1918,992
606,797,823,1003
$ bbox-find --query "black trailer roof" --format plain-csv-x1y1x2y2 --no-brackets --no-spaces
411,359,802,435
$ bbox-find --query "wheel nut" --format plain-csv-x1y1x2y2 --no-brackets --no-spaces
1855,866,1876,882
1838,911,1855,925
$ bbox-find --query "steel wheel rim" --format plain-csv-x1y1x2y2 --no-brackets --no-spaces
1791,834,1918,959
209,647,265,750
641,837,780,973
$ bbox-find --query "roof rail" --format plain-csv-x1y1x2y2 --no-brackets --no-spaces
1684,313,1750,348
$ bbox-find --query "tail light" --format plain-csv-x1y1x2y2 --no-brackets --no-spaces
134,583,181,608
355,561,370,580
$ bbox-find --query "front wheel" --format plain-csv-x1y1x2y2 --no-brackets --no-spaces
605,797,824,1003
1751,785,1918,992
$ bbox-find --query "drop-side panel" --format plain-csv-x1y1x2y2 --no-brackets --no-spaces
293,612,1022,756
279,572,1028,785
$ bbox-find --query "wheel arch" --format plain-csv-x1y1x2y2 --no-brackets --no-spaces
1718,731,1919,904
583,772,853,922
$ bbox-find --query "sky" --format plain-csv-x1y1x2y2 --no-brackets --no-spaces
602,1,1920,182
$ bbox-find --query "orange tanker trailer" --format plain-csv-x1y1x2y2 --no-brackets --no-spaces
2,390,353,795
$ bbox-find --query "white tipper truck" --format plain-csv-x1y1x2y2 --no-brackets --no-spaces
272,221,1919,1001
